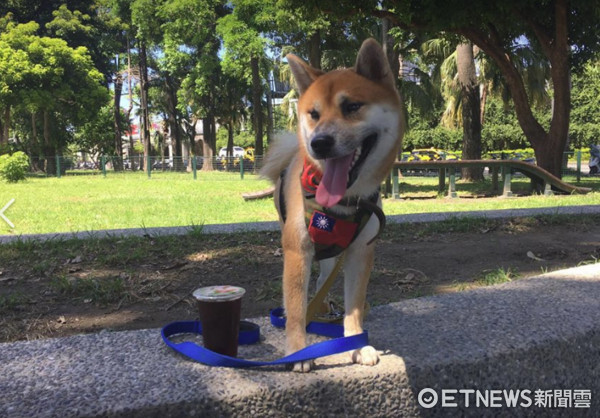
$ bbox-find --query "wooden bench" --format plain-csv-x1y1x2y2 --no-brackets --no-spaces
391,160,592,199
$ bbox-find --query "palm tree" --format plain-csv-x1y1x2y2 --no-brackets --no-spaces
277,47,300,132
420,36,550,181
456,41,483,181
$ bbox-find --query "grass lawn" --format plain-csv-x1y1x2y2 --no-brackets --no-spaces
0,172,274,235
0,171,599,235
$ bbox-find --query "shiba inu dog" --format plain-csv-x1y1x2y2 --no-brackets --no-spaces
261,39,404,372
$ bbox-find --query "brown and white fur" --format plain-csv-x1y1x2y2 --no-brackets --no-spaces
261,39,404,372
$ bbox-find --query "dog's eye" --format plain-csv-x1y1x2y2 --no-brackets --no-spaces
343,101,363,115
309,109,320,121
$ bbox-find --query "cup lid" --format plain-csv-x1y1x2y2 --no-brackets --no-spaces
193,285,246,302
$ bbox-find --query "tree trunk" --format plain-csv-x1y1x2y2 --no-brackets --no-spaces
542,0,571,179
251,56,264,156
0,106,9,146
165,73,183,170
202,116,215,171
266,82,273,146
382,16,400,82
227,122,234,154
43,110,56,175
113,70,124,171
139,41,151,171
308,30,321,69
126,37,136,170
459,0,570,179
382,14,401,196
30,112,41,171
480,84,488,125
456,42,483,181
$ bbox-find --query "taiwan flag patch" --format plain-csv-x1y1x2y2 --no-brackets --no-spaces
308,211,358,249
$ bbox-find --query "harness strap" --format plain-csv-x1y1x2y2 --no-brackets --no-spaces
356,197,386,245
306,253,346,324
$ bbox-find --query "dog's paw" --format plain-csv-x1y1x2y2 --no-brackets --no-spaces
350,345,379,366
286,360,315,373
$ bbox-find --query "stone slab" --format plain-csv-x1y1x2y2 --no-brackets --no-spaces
1,263,599,417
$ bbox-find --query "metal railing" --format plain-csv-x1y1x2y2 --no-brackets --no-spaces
28,155,266,179
26,150,595,181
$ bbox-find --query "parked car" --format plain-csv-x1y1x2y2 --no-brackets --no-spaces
75,161,97,170
218,146,245,158
590,145,600,175
486,151,536,165
152,158,173,170
218,147,255,171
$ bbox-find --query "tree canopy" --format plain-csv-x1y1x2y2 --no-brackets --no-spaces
1,0,599,178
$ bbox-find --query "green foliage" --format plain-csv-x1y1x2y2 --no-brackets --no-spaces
217,13,268,82
75,104,128,156
0,17,108,158
0,151,29,182
2,0,600,167
216,127,255,150
403,126,462,151
570,58,600,148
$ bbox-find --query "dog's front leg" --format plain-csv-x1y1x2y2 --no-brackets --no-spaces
343,218,380,366
282,227,314,372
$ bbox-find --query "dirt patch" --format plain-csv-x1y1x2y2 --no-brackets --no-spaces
1,215,599,343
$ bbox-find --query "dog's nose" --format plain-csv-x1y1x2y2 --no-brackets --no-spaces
311,134,334,157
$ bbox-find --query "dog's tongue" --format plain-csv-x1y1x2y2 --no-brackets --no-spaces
315,153,354,208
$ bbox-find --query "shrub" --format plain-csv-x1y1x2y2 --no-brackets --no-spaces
0,152,30,183
403,126,463,151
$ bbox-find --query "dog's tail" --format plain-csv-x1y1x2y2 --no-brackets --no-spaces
260,132,298,183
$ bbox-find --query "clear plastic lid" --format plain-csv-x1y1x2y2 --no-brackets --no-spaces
193,285,246,302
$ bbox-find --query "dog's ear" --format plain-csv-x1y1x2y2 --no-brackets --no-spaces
286,54,324,95
355,38,394,88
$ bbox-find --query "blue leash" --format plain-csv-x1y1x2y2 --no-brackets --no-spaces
161,307,369,368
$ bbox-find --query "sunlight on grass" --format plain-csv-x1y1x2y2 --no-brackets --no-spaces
0,171,598,235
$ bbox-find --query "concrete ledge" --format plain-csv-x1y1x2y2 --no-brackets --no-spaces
1,264,599,417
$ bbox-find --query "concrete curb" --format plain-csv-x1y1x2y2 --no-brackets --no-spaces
1,204,599,244
1,263,599,417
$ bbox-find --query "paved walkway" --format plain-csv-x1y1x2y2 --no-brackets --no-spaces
1,204,599,244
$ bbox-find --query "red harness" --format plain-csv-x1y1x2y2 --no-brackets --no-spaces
278,159,383,260
301,159,322,194
299,159,371,260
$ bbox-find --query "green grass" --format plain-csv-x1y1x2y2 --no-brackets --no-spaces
476,267,518,286
0,171,599,235
0,292,27,314
50,275,127,304
0,171,274,235
385,175,600,214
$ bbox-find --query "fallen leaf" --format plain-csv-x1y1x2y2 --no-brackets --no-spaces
162,261,188,271
527,251,545,261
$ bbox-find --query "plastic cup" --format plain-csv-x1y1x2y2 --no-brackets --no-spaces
193,285,246,357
